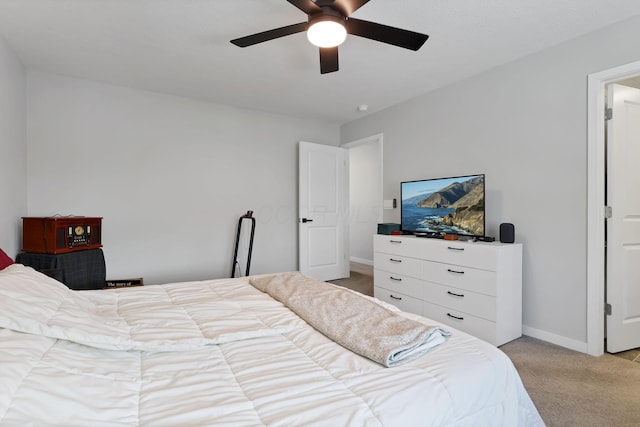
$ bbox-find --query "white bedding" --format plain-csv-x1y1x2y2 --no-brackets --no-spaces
0,264,544,426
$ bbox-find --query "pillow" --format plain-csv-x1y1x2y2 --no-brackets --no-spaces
0,248,14,270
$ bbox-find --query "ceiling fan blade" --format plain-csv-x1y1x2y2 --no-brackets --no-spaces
230,22,308,47
333,0,370,16
314,0,337,6
319,47,339,74
286,0,322,14
346,18,428,51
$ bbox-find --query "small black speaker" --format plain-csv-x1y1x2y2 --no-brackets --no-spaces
500,223,515,243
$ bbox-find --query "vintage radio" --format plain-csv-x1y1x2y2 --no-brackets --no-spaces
22,216,102,254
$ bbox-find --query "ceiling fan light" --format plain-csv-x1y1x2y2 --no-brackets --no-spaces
307,20,347,48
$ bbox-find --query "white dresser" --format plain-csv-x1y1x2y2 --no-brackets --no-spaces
373,234,522,346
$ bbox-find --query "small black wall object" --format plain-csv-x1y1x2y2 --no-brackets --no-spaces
500,223,515,243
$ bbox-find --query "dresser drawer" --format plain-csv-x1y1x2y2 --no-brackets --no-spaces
374,269,423,299
423,301,497,345
374,236,426,258
374,286,423,316
423,260,496,296
423,281,496,321
374,235,498,270
421,242,497,270
373,252,422,279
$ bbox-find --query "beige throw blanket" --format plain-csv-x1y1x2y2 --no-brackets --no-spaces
250,272,450,367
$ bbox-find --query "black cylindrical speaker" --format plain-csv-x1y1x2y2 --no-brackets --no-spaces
500,223,515,243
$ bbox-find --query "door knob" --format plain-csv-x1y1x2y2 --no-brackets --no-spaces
301,218,314,223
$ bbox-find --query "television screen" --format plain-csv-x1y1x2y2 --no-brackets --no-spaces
401,174,485,237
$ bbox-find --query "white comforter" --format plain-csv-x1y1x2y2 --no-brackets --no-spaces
0,264,544,426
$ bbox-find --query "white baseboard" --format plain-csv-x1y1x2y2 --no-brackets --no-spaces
523,325,589,354
350,256,373,266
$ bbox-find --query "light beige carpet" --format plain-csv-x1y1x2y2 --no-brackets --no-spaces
500,336,640,426
328,262,374,297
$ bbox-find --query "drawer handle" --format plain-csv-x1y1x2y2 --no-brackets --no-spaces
447,313,464,320
447,268,465,275
390,276,402,282
389,240,402,244
389,258,402,263
447,291,465,298
447,246,464,251
390,294,402,300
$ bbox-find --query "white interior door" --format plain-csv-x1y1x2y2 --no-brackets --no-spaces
606,83,640,352
299,141,349,281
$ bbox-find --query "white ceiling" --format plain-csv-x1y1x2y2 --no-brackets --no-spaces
0,0,639,124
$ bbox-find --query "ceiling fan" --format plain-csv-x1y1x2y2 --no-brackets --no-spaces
230,0,429,74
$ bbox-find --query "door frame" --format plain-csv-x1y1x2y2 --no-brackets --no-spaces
341,133,384,265
587,59,640,356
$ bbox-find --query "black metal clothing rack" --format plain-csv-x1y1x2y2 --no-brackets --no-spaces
231,210,256,278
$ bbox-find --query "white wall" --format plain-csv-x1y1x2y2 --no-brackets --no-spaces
26,71,340,284
348,140,381,265
341,14,640,349
0,37,26,258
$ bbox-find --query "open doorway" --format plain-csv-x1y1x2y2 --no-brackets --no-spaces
587,61,640,356
328,134,382,296
342,133,383,267
604,79,640,356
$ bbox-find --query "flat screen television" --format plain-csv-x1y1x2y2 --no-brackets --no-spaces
400,174,485,237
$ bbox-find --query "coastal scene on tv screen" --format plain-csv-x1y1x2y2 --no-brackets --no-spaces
401,175,485,236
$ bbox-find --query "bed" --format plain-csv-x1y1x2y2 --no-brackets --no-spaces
0,261,544,426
